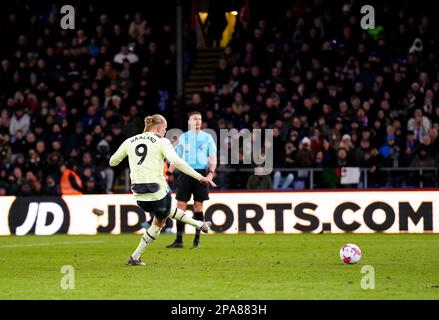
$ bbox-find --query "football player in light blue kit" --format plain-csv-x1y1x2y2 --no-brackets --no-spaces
109,114,216,265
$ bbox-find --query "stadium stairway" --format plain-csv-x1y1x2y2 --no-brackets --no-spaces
185,47,223,105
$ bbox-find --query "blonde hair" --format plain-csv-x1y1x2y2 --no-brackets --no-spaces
144,114,166,132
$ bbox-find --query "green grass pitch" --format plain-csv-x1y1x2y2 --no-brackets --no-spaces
1,233,438,299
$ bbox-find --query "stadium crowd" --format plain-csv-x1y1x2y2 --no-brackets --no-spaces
196,0,439,189
0,2,183,196
1,1,439,196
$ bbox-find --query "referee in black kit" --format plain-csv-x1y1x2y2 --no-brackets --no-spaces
167,111,217,249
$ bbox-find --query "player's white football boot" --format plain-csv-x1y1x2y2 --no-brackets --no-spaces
200,221,212,233
126,256,146,266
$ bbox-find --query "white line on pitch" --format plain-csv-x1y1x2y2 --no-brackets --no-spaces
0,240,105,248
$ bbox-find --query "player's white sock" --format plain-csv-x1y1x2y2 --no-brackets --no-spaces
132,224,162,260
170,207,203,229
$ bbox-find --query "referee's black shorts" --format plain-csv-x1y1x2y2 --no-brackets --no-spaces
175,169,209,202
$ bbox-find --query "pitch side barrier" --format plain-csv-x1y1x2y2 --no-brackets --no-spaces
1,190,438,235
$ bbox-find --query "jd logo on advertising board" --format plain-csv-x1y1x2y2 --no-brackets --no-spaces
8,197,70,235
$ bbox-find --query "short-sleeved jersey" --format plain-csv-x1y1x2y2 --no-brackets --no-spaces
175,130,217,170
109,132,203,201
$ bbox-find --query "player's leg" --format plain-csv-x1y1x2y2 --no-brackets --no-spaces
127,195,171,265
281,173,295,189
273,171,281,189
128,216,166,265
169,203,211,233
104,167,114,194
166,200,187,248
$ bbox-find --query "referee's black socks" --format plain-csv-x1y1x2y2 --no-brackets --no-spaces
193,211,204,244
176,221,184,243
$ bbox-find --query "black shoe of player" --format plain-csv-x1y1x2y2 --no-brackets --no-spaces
166,241,183,249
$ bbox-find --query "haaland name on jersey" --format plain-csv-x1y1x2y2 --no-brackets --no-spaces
130,134,157,144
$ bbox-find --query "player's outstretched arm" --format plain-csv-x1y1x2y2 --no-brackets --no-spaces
109,141,127,167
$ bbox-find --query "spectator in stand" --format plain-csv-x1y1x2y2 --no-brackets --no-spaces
410,135,436,187
128,13,147,42
295,137,314,168
9,107,31,137
113,45,139,65
407,108,431,142
205,1,227,48
247,165,273,190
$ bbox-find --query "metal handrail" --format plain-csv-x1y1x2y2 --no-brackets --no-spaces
215,167,438,189
122,166,438,191
215,167,438,173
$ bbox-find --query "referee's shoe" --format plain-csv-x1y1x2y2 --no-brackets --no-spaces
166,241,183,248
166,240,201,249
166,222,211,249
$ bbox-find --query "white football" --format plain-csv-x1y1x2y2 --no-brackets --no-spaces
340,243,362,264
